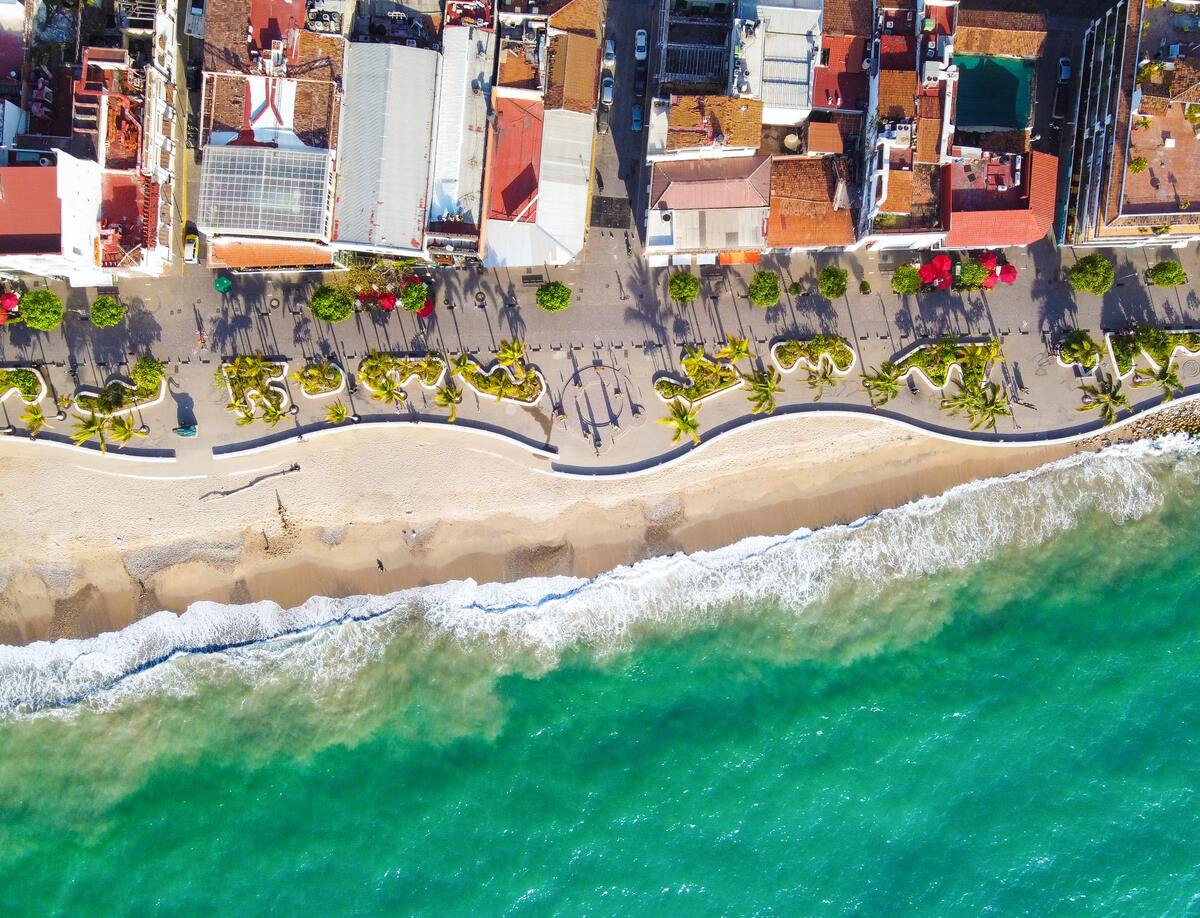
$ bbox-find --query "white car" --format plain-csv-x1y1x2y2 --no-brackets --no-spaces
603,38,616,68
183,233,199,264
601,74,614,107
634,29,648,62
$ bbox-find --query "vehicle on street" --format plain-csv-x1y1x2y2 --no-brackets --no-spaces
634,61,647,95
634,29,648,62
603,39,615,68
1058,56,1071,83
601,74,614,107
597,108,610,134
631,103,643,132
183,233,199,264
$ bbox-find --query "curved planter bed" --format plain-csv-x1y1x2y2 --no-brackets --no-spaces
73,378,167,417
893,339,999,392
455,360,546,407
294,362,347,400
770,338,857,376
652,370,743,405
357,355,446,396
0,367,48,406
221,361,291,415
1105,330,1200,381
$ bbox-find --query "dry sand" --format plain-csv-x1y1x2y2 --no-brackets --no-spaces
0,416,1082,645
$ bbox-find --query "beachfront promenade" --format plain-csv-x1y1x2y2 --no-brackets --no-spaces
1,236,1199,475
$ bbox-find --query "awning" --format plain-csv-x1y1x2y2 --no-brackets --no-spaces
695,253,718,265
718,250,762,265
646,253,671,267
670,254,693,265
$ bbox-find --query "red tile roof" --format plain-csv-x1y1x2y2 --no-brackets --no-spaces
807,122,844,154
812,35,869,111
485,97,543,222
822,0,872,36
649,156,772,211
879,35,915,70
0,166,61,255
878,69,918,120
767,156,856,248
209,239,335,269
944,151,1058,247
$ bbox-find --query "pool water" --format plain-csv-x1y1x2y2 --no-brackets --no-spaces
954,53,1034,131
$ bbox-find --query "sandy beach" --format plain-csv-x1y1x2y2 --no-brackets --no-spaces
0,415,1085,645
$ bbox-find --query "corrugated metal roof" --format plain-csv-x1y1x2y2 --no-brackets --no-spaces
430,26,493,226
333,43,440,254
671,206,768,251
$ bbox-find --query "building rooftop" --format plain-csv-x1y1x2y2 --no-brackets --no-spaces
202,71,341,150
203,0,345,80
332,43,439,253
548,0,600,38
544,31,600,114
806,121,843,154
667,95,764,150
878,69,917,121
880,168,914,214
767,156,855,247
945,151,1058,247
954,10,1047,59
650,155,772,211
821,0,871,36
198,145,333,237
915,88,943,164
879,34,915,71
734,1,821,121
812,35,869,111
0,166,60,255
486,97,543,222
1124,103,1200,215
209,238,336,269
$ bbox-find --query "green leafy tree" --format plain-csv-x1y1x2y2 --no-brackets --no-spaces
817,265,849,300
71,412,108,452
1077,373,1130,425
400,280,429,313
748,271,781,308
19,289,64,331
668,271,700,304
325,401,351,424
1133,363,1183,401
1068,254,1116,296
891,264,921,295
1146,260,1188,287
861,361,902,406
310,285,353,323
535,280,572,312
89,295,125,329
130,354,165,395
107,414,148,448
658,399,701,445
955,257,990,291
434,384,462,422
742,367,782,415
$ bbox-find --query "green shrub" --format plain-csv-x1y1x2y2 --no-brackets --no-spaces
400,281,429,313
955,257,989,291
787,281,802,296
310,285,353,323
774,335,855,372
89,295,125,329
1058,330,1100,370
668,271,700,304
817,265,849,299
859,280,872,295
130,354,165,396
1147,260,1188,287
536,280,572,312
19,289,64,331
1068,254,1116,295
0,368,41,400
748,271,780,308
891,264,921,295
1128,156,1148,174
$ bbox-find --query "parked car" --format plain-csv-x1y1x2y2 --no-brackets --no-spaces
601,74,614,107
634,61,647,95
603,38,616,68
597,108,610,135
631,103,643,132
183,233,199,264
1058,56,1071,83
634,29,648,62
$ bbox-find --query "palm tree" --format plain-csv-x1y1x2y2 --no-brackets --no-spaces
359,350,394,389
325,401,351,425
491,370,513,403
806,363,838,402
20,403,49,439
230,403,256,426
452,353,475,379
969,382,1011,432
495,338,527,380
434,384,462,422
1133,363,1183,402
657,399,701,445
1078,374,1130,426
108,414,148,448
260,401,287,427
717,334,752,364
371,376,407,407
71,412,108,453
940,380,984,419
861,361,902,406
742,367,783,415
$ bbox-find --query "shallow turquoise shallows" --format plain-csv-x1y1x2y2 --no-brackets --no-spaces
2,439,1200,915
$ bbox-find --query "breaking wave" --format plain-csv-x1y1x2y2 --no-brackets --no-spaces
1,436,1195,719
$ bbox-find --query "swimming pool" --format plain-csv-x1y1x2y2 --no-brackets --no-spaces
954,53,1034,131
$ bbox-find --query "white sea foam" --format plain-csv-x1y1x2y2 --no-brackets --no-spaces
1,436,1196,719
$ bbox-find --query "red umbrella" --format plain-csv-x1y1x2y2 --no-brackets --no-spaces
931,253,952,276
0,292,18,312
936,275,953,290
378,291,397,311
918,262,939,284
979,251,998,271
982,273,999,289
999,263,1018,285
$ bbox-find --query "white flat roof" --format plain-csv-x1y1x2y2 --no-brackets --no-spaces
430,26,495,227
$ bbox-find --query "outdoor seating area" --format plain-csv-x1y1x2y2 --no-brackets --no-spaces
949,155,1026,211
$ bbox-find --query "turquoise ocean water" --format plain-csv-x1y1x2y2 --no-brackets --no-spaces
2,438,1200,915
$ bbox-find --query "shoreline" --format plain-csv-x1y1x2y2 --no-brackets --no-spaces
5,404,1196,648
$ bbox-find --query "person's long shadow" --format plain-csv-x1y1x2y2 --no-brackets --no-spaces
168,378,196,427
